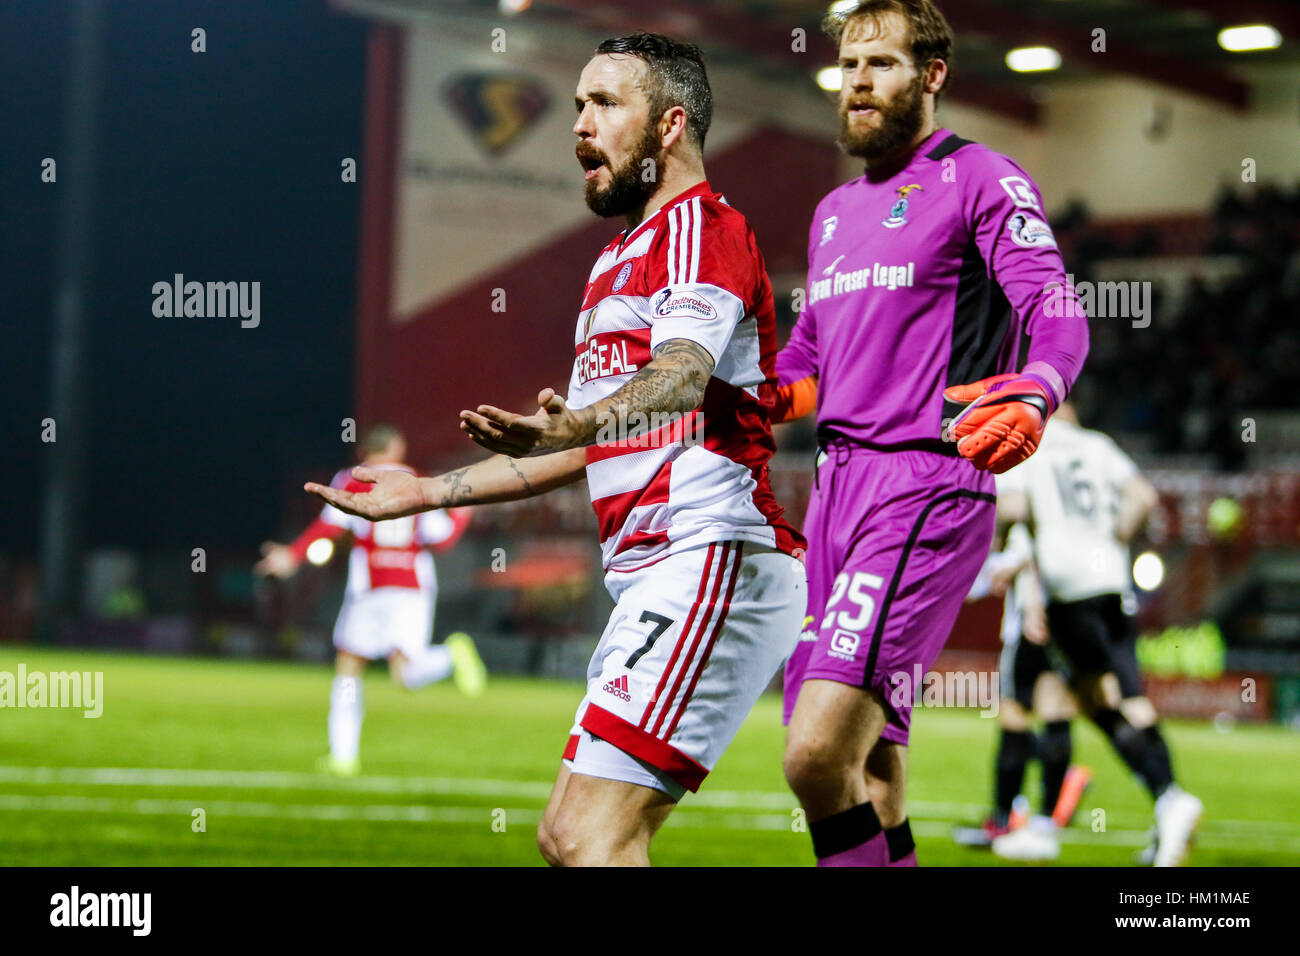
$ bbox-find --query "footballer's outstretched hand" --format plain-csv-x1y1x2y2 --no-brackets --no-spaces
254,542,298,579
460,388,584,457
304,466,429,520
943,372,1053,474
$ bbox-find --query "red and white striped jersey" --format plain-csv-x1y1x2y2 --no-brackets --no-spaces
566,180,805,572
290,464,470,596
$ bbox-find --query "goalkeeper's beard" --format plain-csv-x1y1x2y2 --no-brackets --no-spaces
838,72,926,165
583,124,664,218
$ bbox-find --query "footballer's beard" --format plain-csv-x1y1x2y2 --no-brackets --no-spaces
837,74,926,166
582,125,664,219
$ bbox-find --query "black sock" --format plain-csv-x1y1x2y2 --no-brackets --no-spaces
995,729,1034,821
1092,710,1175,800
1139,726,1175,798
885,819,915,862
1038,720,1072,813
808,801,883,859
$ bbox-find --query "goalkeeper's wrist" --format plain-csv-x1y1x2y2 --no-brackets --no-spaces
1020,362,1065,415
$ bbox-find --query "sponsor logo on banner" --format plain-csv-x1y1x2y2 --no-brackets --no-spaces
444,73,550,155
653,288,716,320
1006,212,1057,248
612,261,633,293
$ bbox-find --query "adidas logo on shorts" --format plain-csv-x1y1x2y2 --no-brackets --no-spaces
602,674,632,702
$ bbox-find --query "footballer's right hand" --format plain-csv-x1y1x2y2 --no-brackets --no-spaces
305,466,430,520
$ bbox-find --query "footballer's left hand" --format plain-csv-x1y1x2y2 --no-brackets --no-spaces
254,542,298,579
461,388,584,457
943,372,1054,474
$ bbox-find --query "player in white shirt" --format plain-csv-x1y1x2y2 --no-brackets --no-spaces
255,425,484,776
955,523,1090,862
306,35,806,866
997,403,1202,866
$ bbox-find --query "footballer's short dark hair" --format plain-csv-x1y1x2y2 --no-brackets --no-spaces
362,423,404,456
824,0,954,101
595,33,713,149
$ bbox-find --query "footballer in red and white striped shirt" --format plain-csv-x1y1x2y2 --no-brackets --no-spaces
308,35,807,866
256,424,484,777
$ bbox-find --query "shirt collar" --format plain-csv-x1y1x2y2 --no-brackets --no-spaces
862,127,949,182
619,179,714,248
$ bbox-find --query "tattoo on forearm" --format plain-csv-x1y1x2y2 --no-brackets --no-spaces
582,339,714,442
651,339,715,390
440,466,475,507
505,456,536,497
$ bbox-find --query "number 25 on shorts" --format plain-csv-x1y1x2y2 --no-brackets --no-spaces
819,571,885,633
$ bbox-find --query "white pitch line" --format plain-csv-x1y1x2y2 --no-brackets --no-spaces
0,765,554,800
0,766,1297,846
0,793,541,826
3,793,1300,851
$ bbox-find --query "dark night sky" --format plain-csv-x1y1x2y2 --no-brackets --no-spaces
3,0,368,555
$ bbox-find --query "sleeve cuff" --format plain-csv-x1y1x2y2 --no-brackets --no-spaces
1022,361,1066,412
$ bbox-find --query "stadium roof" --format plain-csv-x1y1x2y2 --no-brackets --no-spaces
337,0,1299,124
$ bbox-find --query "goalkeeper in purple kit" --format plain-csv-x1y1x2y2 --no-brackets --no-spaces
772,0,1088,866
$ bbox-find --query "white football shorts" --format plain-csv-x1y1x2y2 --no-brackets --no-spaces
332,587,435,660
563,540,805,797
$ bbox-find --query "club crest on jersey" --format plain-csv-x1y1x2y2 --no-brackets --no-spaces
611,261,633,293
819,215,838,246
883,183,923,228
1006,212,1057,249
653,288,716,320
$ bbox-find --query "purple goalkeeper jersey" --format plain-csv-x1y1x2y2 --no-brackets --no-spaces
777,128,1088,448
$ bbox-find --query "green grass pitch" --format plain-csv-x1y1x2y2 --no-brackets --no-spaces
1,648,1297,866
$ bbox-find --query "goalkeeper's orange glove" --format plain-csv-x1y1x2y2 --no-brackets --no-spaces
943,372,1054,474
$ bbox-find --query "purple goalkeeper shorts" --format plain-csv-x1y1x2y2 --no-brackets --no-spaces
782,442,996,745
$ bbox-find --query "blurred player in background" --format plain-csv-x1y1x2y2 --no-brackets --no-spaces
953,523,1090,862
255,424,483,776
308,34,807,866
773,0,1089,866
997,402,1203,866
